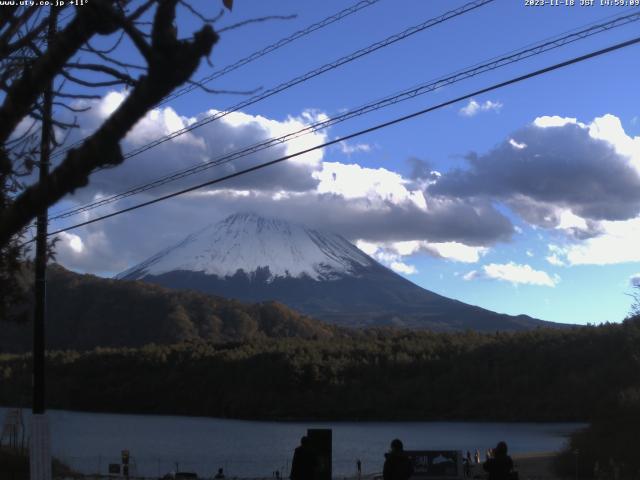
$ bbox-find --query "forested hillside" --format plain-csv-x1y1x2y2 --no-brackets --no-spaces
1,317,638,422
0,264,338,352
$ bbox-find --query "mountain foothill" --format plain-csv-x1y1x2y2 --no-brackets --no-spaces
3,213,568,351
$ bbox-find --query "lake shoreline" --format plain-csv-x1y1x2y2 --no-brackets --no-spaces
0,407,581,478
0,404,591,424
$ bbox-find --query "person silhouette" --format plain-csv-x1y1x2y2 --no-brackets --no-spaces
383,439,413,480
464,451,472,477
214,467,225,479
290,436,316,480
483,441,514,480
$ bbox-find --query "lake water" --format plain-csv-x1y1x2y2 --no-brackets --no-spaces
1,407,584,478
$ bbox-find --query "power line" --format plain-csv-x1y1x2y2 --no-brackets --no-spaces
122,0,495,158
50,0,495,163
39,34,640,241
49,10,640,221
50,0,383,159
159,0,383,106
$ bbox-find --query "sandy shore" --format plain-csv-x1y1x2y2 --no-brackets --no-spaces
514,452,561,479
467,452,560,480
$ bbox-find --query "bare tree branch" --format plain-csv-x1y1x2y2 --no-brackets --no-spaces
61,68,136,88
66,62,138,84
53,92,103,100
0,13,48,58
29,111,79,130
0,1,219,246
0,0,124,146
83,31,126,55
0,7,38,58
0,6,20,31
81,47,147,71
186,78,262,95
126,0,157,22
179,1,224,24
121,18,154,63
218,14,296,33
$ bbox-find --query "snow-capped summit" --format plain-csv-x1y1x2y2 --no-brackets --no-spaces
116,213,559,332
117,213,376,282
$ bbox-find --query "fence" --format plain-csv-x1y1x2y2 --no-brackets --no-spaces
55,455,292,480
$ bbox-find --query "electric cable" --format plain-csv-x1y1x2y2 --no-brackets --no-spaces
33,34,640,242
46,0,380,160
49,0,494,162
48,10,640,221
160,0,383,106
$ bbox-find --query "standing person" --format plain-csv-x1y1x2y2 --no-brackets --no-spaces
356,459,362,479
465,451,472,478
383,438,414,480
214,467,225,479
290,436,316,480
593,461,601,480
483,441,514,480
463,454,471,478
474,449,481,464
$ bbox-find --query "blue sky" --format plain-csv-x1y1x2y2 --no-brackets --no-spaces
46,0,640,325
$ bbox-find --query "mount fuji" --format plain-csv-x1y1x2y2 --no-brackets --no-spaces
116,213,558,331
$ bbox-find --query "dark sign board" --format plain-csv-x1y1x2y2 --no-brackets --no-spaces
307,428,332,480
405,450,463,479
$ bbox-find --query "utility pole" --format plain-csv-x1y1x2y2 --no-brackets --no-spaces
30,7,56,480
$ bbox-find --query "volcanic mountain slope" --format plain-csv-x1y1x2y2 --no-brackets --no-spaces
117,213,561,332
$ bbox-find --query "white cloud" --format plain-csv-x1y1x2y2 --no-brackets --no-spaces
509,138,527,149
588,114,640,175
54,229,118,272
533,115,583,128
58,232,84,254
459,100,480,117
354,241,419,274
99,91,127,117
459,99,503,117
354,239,379,256
531,113,640,180
423,242,487,263
433,114,640,231
356,239,487,265
218,108,327,168
313,161,427,210
339,141,372,155
526,250,533,257
390,261,418,275
556,209,588,231
464,262,559,287
545,245,566,267
52,91,519,275
546,254,565,267
530,113,640,175
549,218,640,265
66,93,330,199
463,270,480,281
